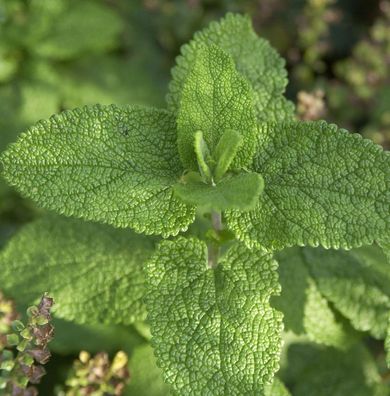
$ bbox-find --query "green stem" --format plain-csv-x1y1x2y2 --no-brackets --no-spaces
211,211,222,232
208,211,222,268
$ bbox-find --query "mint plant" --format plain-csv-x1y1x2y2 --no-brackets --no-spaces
1,13,390,395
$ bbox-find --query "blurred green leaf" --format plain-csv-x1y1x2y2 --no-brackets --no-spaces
51,319,145,355
26,0,123,60
0,215,154,325
125,344,170,396
282,342,388,396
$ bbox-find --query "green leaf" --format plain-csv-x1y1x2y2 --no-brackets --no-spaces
303,279,353,349
386,315,390,368
28,0,123,60
273,249,308,335
214,129,243,182
379,239,390,264
61,56,167,109
145,237,283,395
283,343,388,396
377,240,390,367
125,344,170,396
193,130,213,182
0,78,60,153
51,319,144,355
0,44,18,83
173,172,264,211
0,83,22,152
0,215,152,325
274,248,352,349
227,121,390,250
177,44,256,171
18,78,61,126
355,244,390,277
168,13,294,122
264,378,291,396
1,104,195,237
303,247,390,338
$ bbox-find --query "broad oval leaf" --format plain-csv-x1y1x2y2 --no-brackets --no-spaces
303,246,390,338
177,45,257,170
0,215,153,324
168,13,294,122
145,237,283,395
1,104,195,237
274,248,352,349
227,121,390,250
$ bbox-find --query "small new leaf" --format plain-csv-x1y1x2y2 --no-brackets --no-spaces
173,172,264,211
0,215,153,325
214,129,243,182
177,44,257,170
145,238,283,395
194,130,213,182
1,104,195,237
227,121,390,250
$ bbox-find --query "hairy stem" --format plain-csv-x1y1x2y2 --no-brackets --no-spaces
208,211,222,268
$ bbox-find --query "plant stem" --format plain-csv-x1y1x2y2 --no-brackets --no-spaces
211,211,222,232
208,211,222,268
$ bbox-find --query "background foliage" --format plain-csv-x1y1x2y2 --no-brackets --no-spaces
1,0,390,394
